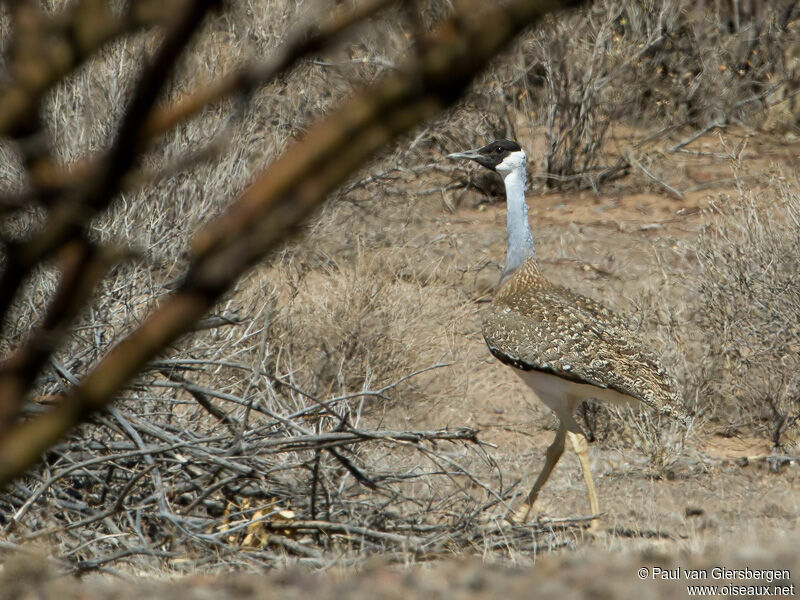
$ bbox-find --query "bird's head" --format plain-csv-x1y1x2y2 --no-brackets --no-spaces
447,139,525,176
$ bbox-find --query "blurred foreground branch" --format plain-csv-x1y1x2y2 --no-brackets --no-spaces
0,0,220,430
0,0,585,487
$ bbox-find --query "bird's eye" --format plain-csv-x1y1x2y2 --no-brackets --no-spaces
495,147,503,154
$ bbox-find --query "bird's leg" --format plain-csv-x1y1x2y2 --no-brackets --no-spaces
516,422,566,523
565,418,602,531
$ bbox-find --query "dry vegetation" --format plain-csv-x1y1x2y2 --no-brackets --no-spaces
691,172,800,444
1,0,800,588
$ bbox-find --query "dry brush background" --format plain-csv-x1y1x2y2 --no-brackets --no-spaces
0,0,800,591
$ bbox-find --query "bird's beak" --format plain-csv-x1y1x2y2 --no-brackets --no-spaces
447,148,482,161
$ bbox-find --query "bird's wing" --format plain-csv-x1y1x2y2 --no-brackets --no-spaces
482,287,684,420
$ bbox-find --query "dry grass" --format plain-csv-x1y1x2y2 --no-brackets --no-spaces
573,170,800,468
260,250,466,402
689,171,800,447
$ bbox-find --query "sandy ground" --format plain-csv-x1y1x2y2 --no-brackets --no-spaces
3,538,798,599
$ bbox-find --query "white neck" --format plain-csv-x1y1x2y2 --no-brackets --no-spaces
499,154,536,282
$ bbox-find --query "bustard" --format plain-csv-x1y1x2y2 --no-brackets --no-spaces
448,140,687,526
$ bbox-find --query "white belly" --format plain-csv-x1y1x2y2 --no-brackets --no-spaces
515,368,636,420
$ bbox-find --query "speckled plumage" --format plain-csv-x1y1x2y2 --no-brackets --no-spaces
483,258,687,423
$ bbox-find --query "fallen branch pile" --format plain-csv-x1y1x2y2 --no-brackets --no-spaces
1,364,585,572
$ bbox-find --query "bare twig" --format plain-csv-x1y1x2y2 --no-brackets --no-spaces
668,120,726,153
626,152,685,200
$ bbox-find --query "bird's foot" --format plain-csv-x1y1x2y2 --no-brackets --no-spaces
505,504,605,536
581,517,607,540
505,502,540,526
588,515,604,531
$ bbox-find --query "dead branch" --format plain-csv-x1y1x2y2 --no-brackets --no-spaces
24,0,404,194
0,0,609,574
668,120,727,153
157,368,239,431
626,152,685,200
0,0,403,431
0,240,127,428
260,519,429,552
24,464,156,541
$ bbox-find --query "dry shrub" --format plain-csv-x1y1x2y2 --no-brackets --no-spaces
463,0,800,190
601,0,798,127
522,10,621,189
690,173,800,447
258,247,469,405
0,3,493,570
5,0,800,573
577,171,800,458
577,170,800,459
343,1,799,196
0,0,415,359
